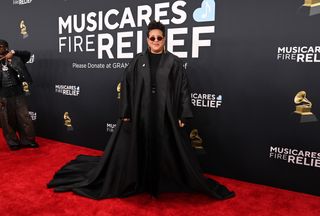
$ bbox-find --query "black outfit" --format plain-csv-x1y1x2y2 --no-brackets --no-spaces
147,52,162,195
48,51,235,200
0,51,37,150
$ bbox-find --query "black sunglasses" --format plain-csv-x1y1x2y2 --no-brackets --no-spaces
149,36,163,42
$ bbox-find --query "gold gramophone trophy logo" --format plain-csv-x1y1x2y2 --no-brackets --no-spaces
293,91,318,122
64,112,74,131
20,20,29,39
117,82,121,99
300,0,320,16
190,129,204,150
22,82,30,96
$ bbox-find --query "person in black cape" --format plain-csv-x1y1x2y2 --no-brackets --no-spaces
47,21,235,200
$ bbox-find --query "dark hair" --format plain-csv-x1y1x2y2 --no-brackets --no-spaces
0,39,8,48
147,20,165,38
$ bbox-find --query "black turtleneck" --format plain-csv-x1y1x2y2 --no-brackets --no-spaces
148,52,162,90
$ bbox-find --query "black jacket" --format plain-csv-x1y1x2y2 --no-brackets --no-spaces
0,50,33,88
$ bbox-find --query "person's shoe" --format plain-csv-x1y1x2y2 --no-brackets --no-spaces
27,142,39,148
7,140,21,151
9,145,21,151
21,140,39,148
216,185,236,200
222,191,235,200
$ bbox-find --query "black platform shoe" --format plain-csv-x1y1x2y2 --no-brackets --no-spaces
7,140,21,151
21,140,39,148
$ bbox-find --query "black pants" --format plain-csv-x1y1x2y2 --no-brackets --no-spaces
0,95,36,147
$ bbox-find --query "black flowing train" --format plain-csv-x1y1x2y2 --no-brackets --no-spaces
47,51,235,200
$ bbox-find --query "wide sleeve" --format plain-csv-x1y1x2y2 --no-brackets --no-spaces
119,60,133,119
179,64,193,120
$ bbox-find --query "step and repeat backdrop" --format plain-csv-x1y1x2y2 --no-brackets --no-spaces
1,0,319,196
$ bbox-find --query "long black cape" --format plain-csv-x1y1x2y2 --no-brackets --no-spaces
47,51,235,200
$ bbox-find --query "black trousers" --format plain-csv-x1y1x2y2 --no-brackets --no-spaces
0,95,36,147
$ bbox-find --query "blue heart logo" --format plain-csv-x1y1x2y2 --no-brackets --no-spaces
193,0,216,22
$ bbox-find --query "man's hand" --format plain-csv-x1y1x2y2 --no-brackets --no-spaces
4,50,14,60
0,50,14,61
122,118,130,122
178,119,185,128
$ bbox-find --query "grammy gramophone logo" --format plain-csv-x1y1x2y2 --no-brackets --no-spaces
300,0,320,16
293,91,318,122
117,82,121,99
64,112,74,131
20,20,29,39
304,0,320,7
22,81,30,96
190,129,204,150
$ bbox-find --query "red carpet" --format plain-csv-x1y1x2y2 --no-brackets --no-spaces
0,135,319,216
